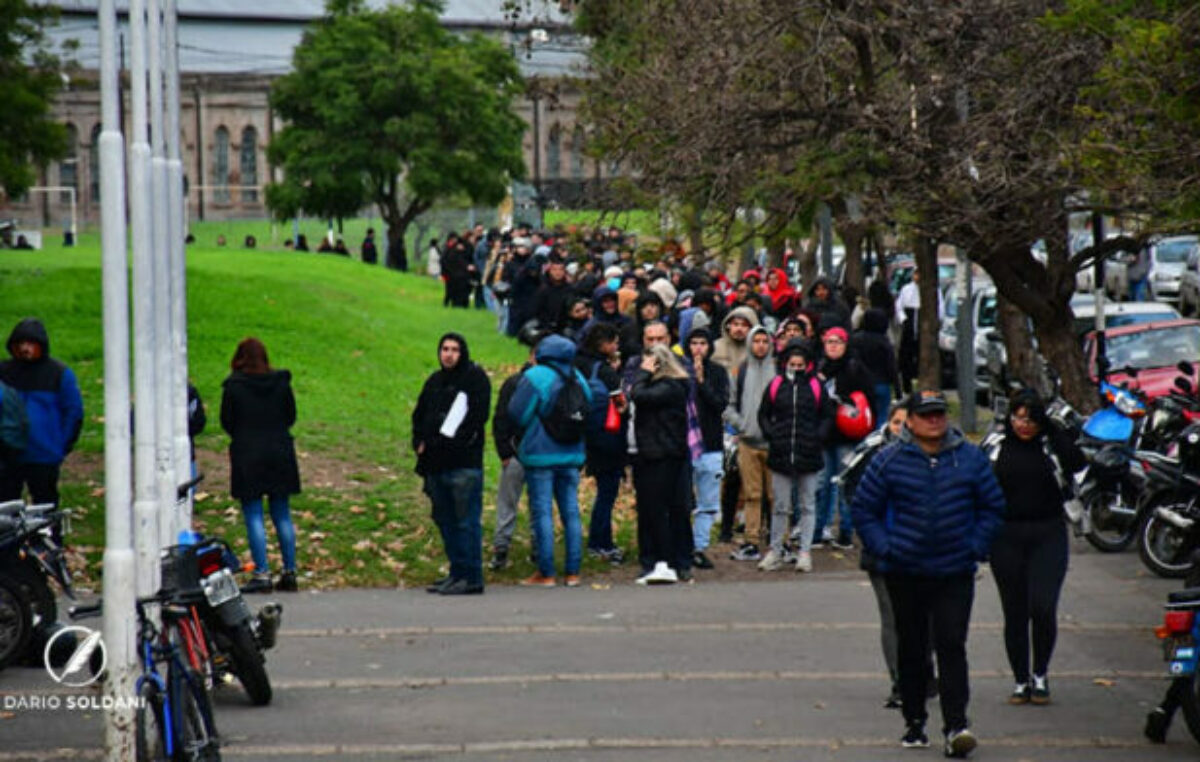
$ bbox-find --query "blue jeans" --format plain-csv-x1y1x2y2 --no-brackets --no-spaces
525,466,582,578
1131,278,1150,302
588,469,622,552
426,468,484,586
691,451,724,551
873,382,892,430
814,444,852,542
241,494,297,574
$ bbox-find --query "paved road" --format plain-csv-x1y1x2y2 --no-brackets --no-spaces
0,542,1193,760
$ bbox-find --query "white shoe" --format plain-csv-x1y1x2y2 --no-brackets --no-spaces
644,561,678,585
757,550,785,571
795,551,812,573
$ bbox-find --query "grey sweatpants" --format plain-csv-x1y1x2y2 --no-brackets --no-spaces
492,458,525,553
769,471,818,555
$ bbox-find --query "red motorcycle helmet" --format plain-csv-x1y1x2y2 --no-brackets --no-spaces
836,391,875,440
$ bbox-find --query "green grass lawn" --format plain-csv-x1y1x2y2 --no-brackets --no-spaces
0,237,642,589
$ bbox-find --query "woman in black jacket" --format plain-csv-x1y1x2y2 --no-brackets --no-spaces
984,388,1086,705
758,339,835,572
630,343,691,584
220,338,301,593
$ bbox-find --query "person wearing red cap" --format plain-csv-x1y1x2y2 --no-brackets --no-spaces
813,325,873,549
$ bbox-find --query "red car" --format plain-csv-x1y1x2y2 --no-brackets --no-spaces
1083,319,1200,399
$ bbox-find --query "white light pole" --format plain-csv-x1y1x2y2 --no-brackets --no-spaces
165,0,192,526
129,0,161,600
97,0,135,756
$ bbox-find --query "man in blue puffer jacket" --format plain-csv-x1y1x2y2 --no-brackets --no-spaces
851,389,1004,759
508,334,591,588
0,318,84,508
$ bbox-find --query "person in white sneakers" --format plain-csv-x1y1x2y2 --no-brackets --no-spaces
755,338,834,572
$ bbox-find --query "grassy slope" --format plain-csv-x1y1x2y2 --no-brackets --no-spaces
0,241,568,588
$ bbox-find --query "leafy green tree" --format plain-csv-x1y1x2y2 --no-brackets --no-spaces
267,0,527,269
0,1,67,199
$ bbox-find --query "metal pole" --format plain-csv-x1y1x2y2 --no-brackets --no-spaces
129,0,161,599
98,0,135,757
955,247,976,432
165,0,192,527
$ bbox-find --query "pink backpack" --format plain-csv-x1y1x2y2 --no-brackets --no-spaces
768,374,822,407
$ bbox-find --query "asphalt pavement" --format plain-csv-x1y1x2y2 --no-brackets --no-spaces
0,540,1192,761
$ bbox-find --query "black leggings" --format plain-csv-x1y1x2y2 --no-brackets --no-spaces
633,457,693,572
990,519,1068,683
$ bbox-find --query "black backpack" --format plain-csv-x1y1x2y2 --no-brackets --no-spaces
540,364,590,444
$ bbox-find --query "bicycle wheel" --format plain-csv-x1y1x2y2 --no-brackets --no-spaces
135,678,167,761
0,575,31,671
169,663,221,761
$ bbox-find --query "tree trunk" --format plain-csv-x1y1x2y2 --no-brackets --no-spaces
1034,303,1097,414
686,205,704,258
798,232,819,295
995,294,1041,399
384,222,409,271
834,217,869,299
380,196,431,272
915,235,941,390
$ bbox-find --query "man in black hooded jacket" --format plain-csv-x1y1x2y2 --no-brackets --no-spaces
681,326,730,569
412,333,491,595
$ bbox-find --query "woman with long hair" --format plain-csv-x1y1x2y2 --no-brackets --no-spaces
220,337,301,593
630,343,692,584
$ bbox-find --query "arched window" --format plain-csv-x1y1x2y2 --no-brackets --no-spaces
60,124,78,204
213,126,230,203
240,126,258,203
546,125,561,180
570,126,585,180
89,124,102,204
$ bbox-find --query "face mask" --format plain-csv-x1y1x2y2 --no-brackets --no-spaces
785,369,797,382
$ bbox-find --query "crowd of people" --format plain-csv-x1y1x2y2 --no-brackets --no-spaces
409,225,1096,756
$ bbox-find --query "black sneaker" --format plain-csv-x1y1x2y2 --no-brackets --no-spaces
276,571,298,592
943,727,976,758
605,547,626,565
692,551,714,570
426,576,452,593
1009,682,1030,705
439,579,484,596
884,688,902,709
241,575,273,595
731,543,761,562
488,550,508,571
833,533,855,550
1030,674,1050,705
900,723,929,748
1145,707,1170,743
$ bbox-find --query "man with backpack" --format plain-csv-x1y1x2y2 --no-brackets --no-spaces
508,334,593,587
0,319,83,508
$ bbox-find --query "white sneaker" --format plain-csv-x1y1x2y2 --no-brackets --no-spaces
795,551,813,573
644,561,678,585
757,550,785,571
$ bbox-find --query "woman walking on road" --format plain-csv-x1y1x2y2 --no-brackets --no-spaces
221,337,301,594
982,388,1085,705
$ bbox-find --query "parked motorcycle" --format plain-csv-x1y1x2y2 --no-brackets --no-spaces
1073,375,1149,551
1137,423,1200,578
1148,561,1200,744
0,499,75,667
165,530,281,705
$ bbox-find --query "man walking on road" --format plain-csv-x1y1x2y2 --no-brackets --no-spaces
851,390,1005,758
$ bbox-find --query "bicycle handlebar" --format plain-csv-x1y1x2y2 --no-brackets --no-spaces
69,602,103,620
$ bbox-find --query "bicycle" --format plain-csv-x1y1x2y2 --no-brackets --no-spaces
73,588,222,761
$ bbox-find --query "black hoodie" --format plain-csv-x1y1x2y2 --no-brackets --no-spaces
852,308,900,396
682,327,730,453
220,367,300,500
411,332,492,474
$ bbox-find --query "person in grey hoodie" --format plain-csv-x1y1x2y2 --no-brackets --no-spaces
711,305,761,379
725,326,777,561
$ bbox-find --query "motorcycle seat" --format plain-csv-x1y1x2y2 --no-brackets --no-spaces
1168,587,1200,605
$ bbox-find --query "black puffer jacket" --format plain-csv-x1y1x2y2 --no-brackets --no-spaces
819,351,874,446
220,369,301,500
759,341,834,475
630,371,688,461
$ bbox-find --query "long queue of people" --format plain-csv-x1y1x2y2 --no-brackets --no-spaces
412,231,1093,757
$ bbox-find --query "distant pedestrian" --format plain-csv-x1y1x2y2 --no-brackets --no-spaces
412,333,491,595
574,323,627,565
426,238,442,278
489,344,534,572
0,319,84,511
361,228,378,265
981,388,1085,706
220,338,301,594
852,308,901,428
681,326,729,570
852,390,1005,757
727,326,776,562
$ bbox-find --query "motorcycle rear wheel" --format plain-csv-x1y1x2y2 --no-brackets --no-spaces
0,576,31,671
1139,510,1195,578
225,622,271,706
1083,489,1137,552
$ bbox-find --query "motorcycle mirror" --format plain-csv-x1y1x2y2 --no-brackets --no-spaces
1177,377,1194,395
1179,360,1195,376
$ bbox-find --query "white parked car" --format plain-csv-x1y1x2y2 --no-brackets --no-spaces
1174,240,1200,316
1105,235,1196,303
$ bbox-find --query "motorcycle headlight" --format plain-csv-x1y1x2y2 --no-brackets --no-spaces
1114,393,1144,417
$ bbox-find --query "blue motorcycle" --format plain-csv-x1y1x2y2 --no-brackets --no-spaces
1075,377,1149,551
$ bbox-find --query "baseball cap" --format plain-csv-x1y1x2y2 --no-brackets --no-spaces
907,389,948,415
